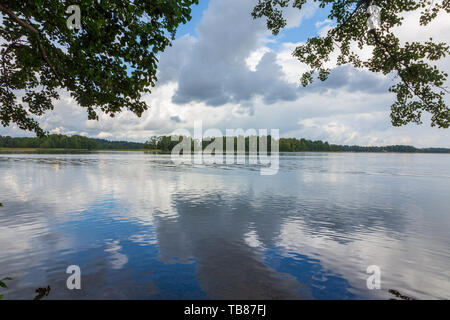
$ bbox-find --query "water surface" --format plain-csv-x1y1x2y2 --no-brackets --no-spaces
0,152,449,299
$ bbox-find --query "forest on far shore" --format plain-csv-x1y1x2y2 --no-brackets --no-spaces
1,134,449,153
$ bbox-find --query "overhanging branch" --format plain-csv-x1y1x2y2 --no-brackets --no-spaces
0,4,64,86
0,4,39,34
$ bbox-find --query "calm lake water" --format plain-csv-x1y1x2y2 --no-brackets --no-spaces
0,152,449,300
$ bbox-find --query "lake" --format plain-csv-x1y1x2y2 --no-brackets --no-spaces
0,152,449,299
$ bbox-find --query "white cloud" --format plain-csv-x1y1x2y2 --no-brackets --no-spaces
246,47,271,71
1,0,449,147
283,0,318,29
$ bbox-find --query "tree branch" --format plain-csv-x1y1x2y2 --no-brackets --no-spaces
0,4,39,34
331,0,366,36
0,4,64,86
37,41,64,85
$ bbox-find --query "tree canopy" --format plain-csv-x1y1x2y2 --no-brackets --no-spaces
252,0,450,128
0,0,198,136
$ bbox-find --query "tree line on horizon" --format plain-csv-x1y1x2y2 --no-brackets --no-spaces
143,136,342,152
0,134,139,150
1,134,449,153
144,136,450,153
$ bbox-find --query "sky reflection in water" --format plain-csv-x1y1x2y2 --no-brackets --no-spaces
0,152,449,299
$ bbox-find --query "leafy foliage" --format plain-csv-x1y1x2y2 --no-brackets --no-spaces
252,0,450,128
92,138,146,150
0,134,97,149
144,135,180,151
0,277,12,299
0,0,198,136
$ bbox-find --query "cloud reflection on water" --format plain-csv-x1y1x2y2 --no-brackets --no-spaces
0,152,449,299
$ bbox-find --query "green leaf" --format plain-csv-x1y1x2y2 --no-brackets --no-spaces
1,277,12,281
252,0,450,128
0,281,7,289
0,0,199,136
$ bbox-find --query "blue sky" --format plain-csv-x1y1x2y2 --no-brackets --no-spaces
176,0,332,47
1,0,449,147
176,1,210,38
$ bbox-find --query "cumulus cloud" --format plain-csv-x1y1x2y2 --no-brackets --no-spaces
305,65,392,94
156,34,197,84
1,0,449,148
170,115,183,123
168,0,305,107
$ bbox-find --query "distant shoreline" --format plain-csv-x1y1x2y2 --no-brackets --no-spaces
0,147,162,153
1,134,450,154
1,148,449,154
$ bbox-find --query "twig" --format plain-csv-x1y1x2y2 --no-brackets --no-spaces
0,4,39,34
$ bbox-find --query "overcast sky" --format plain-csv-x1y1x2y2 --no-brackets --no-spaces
1,0,450,147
